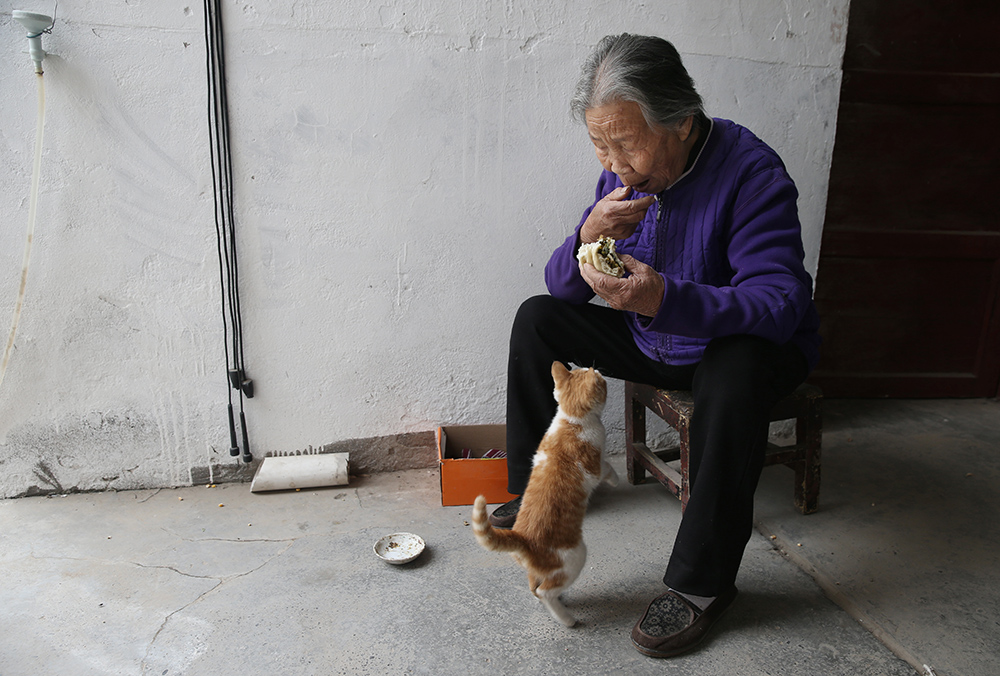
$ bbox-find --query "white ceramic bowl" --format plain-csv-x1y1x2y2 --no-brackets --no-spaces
373,532,426,564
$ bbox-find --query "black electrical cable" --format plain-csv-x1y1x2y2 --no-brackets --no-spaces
210,0,243,381
204,0,253,463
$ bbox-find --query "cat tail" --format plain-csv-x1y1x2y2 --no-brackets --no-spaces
472,496,530,555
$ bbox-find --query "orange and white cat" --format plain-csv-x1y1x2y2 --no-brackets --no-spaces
472,361,618,627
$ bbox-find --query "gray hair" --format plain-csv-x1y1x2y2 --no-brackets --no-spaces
570,34,705,132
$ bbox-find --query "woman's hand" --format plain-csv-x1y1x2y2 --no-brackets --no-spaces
579,254,664,318
579,186,656,244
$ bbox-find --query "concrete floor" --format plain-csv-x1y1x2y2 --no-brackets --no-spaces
755,397,1000,676
1,398,997,675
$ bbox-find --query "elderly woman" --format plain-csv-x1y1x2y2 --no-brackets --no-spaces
489,34,821,656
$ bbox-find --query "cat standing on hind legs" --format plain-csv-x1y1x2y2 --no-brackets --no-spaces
472,361,619,627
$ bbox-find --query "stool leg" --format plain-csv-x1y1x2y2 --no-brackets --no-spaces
794,396,822,514
678,420,691,513
625,383,646,485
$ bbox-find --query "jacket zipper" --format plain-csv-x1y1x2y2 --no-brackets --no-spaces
653,192,671,361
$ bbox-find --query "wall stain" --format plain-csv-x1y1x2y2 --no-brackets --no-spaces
32,461,65,494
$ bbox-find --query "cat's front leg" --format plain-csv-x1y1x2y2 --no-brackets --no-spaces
601,460,619,487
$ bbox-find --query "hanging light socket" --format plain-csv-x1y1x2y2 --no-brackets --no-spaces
12,10,55,74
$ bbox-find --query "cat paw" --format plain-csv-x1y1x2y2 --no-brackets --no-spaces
602,463,620,487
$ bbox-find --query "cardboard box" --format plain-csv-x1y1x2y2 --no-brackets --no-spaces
437,424,518,506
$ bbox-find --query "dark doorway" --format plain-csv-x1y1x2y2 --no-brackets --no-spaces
810,0,1000,397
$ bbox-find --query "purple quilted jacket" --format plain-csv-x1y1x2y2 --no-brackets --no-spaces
544,117,821,370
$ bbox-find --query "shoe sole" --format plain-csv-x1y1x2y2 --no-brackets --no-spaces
487,518,515,530
631,634,708,658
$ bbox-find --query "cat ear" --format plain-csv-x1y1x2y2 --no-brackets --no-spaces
551,361,570,385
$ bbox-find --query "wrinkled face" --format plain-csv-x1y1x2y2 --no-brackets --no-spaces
585,100,694,194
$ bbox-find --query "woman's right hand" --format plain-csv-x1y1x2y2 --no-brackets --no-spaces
579,186,656,244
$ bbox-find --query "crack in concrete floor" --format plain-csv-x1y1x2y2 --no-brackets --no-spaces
139,539,296,675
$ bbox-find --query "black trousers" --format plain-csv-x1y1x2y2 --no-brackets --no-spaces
506,295,809,596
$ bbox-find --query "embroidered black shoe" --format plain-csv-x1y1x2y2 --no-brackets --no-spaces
631,586,738,657
487,495,522,529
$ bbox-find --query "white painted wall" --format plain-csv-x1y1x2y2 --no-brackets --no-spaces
0,0,849,497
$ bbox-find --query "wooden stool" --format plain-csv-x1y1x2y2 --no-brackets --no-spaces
625,382,822,514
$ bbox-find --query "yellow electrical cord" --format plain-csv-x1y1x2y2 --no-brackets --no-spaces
0,72,45,395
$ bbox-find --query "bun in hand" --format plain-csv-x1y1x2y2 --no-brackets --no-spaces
577,235,625,278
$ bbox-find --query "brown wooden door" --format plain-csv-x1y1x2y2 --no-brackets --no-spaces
810,0,1000,398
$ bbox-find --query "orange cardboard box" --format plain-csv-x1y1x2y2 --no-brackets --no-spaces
437,424,518,507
